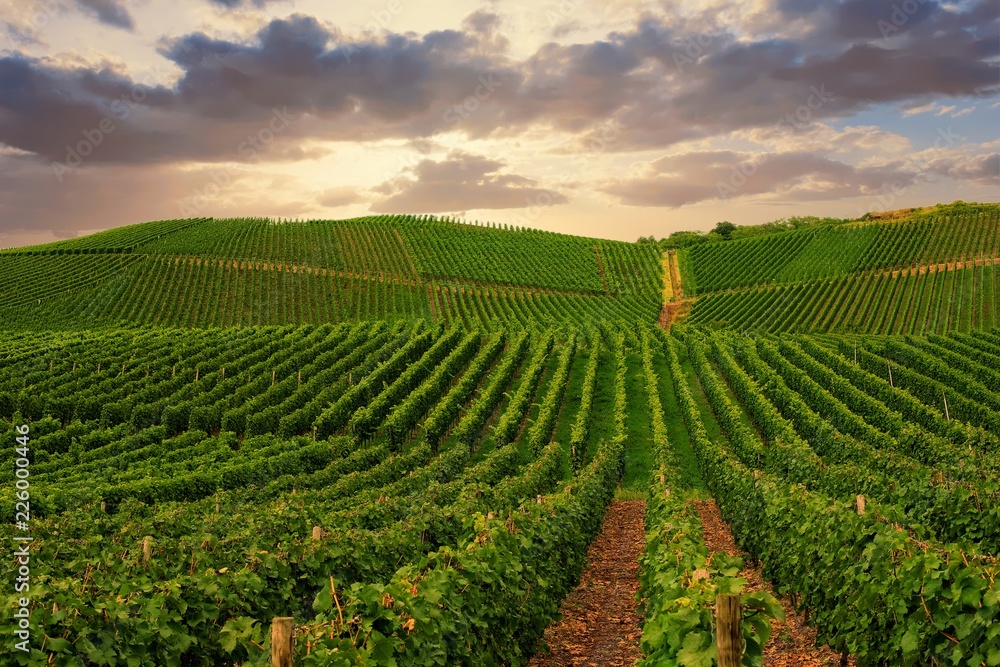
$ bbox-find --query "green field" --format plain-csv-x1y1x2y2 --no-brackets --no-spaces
2,205,1000,666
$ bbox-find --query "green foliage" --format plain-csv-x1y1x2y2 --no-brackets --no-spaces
713,221,737,241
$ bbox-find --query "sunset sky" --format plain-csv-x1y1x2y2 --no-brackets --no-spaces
0,0,997,247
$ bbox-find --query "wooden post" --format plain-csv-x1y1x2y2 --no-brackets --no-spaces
100,501,106,513
271,617,294,667
856,495,866,515
659,473,665,484
536,494,543,504
298,370,302,388
97,362,101,375
221,367,225,379
146,364,150,378
854,345,857,364
349,372,353,386
887,360,894,387
172,364,176,377
272,370,276,386
942,389,950,422
72,361,76,372
715,594,742,667
121,362,125,376
312,526,323,540
49,360,52,372
312,426,317,441
142,536,152,564
195,367,199,382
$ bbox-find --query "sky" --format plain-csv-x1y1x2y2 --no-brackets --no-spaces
0,0,997,247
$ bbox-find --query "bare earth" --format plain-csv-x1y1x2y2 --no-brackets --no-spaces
529,500,646,667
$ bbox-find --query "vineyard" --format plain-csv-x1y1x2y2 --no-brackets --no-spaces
680,203,999,295
0,216,662,332
2,205,1000,665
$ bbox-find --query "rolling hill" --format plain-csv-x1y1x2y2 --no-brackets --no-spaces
1,203,999,666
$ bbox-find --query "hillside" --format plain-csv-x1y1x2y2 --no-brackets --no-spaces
2,204,1000,666
676,202,1000,334
0,215,662,331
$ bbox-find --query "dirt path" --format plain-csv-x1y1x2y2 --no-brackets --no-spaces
529,500,645,667
659,250,693,329
667,250,685,301
691,499,856,667
658,300,692,329
890,256,999,279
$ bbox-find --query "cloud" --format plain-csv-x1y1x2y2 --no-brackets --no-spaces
596,149,991,207
208,0,279,7
0,153,316,244
2,3,997,169
75,0,135,30
902,101,939,117
737,123,912,154
370,150,567,213
318,186,365,208
926,153,1000,186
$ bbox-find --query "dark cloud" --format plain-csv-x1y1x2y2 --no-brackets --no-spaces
829,0,938,40
775,0,823,16
370,150,567,212
75,0,135,30
0,5,997,168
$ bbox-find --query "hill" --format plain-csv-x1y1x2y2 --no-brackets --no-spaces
676,202,1000,334
0,215,662,331
2,203,1000,665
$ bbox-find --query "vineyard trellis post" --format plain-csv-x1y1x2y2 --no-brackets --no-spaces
715,594,742,667
271,617,294,667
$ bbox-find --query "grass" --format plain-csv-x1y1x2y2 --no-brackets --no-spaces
622,352,653,491
551,348,591,481
514,347,562,465
680,351,736,455
654,344,706,491
583,347,617,467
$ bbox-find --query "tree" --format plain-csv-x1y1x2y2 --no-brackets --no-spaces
713,221,737,241
662,230,710,249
